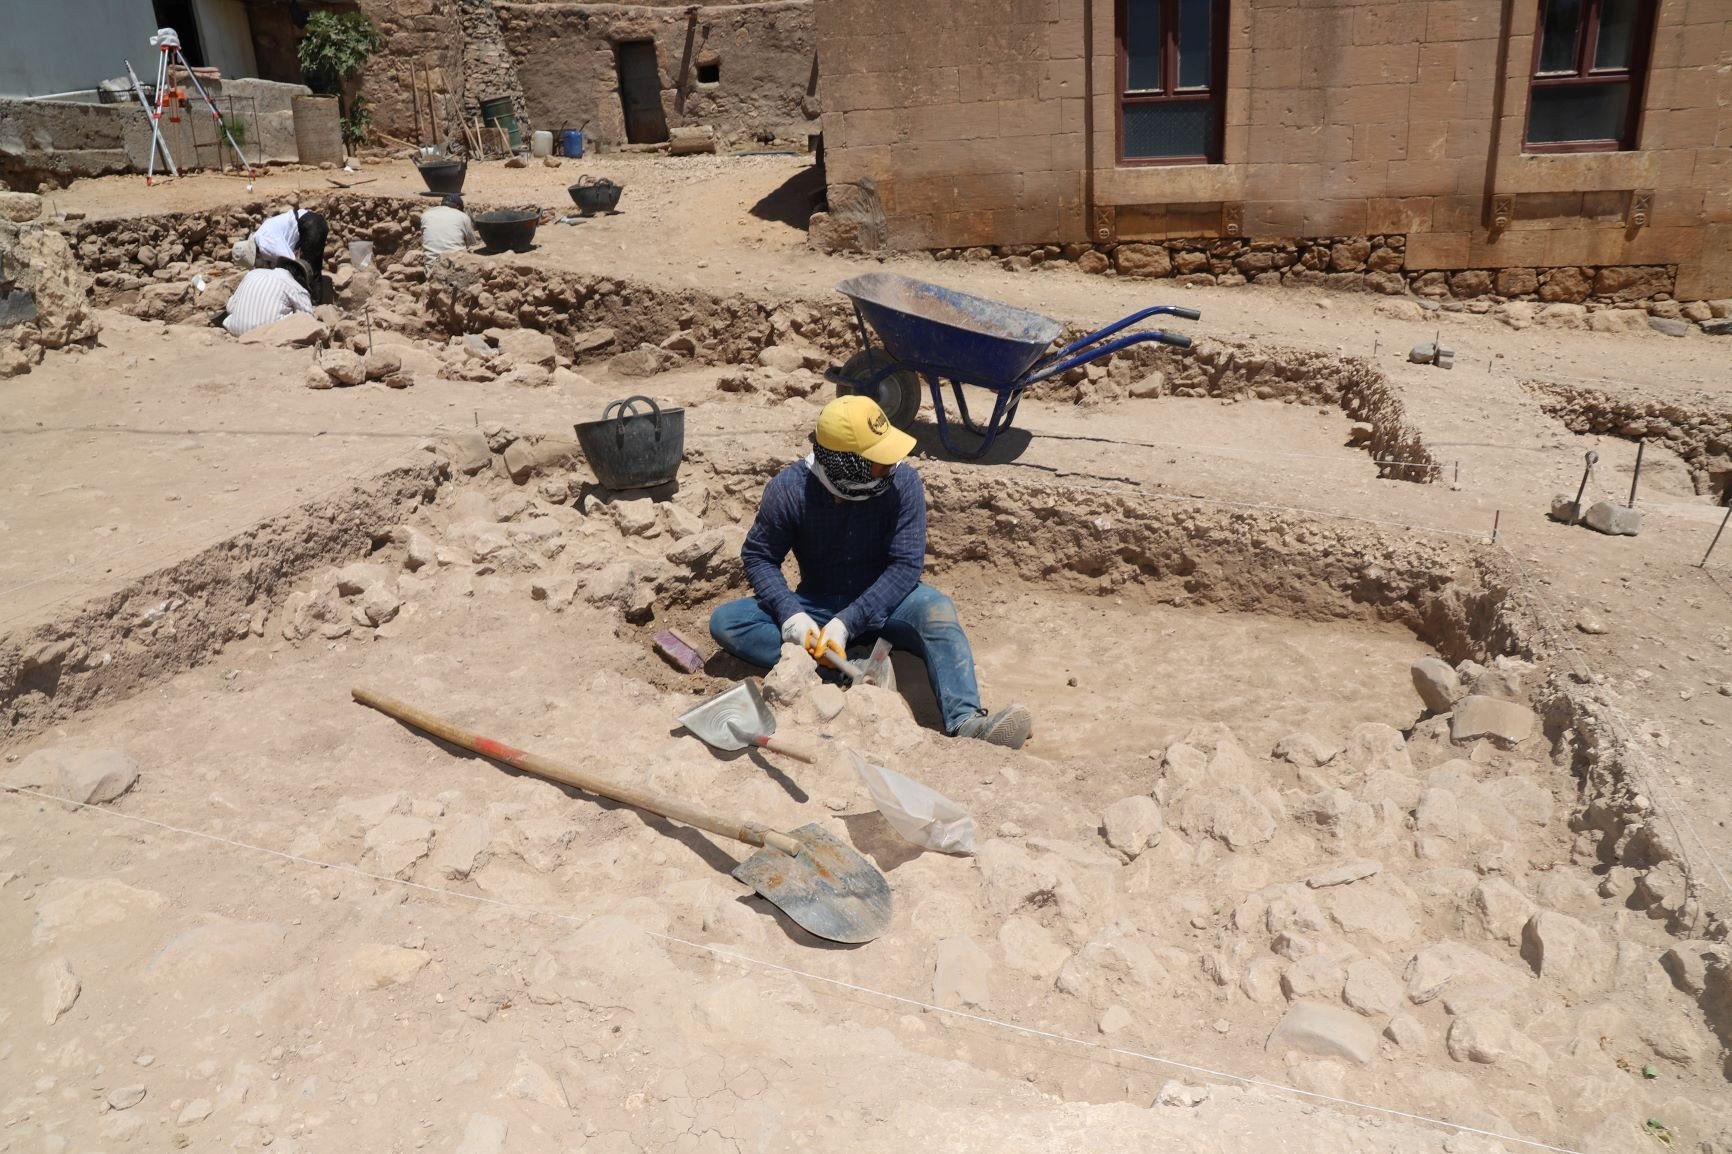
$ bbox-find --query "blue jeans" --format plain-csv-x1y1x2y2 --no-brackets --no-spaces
708,583,983,734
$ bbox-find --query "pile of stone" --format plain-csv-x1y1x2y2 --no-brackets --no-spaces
1,216,100,378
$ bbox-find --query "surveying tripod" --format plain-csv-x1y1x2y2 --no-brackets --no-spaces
127,28,254,188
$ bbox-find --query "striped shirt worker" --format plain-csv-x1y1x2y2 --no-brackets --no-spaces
222,267,314,337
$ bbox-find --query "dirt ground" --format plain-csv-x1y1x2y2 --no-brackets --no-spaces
3,153,1730,1154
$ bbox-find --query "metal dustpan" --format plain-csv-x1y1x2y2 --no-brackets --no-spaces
679,681,816,763
734,822,893,943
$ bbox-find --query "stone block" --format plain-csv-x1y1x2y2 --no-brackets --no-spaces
1583,500,1642,536
1450,695,1536,744
1266,1001,1378,1063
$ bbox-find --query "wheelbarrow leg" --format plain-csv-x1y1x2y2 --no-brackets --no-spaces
929,377,1013,460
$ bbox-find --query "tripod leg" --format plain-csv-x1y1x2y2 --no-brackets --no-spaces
176,48,253,179
152,52,181,179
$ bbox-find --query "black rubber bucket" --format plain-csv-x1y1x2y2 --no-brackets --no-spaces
568,180,623,216
574,396,685,490
474,208,540,253
416,159,467,195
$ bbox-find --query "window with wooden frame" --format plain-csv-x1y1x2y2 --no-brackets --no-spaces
1524,0,1657,152
1116,0,1228,165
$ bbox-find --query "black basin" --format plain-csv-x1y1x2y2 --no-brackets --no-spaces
474,208,540,252
568,180,623,215
416,158,467,195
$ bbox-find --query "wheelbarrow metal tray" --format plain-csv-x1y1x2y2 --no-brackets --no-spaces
837,272,1063,387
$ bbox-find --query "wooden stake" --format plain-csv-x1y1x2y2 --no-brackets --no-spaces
411,62,422,143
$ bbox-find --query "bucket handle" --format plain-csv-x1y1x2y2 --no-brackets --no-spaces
602,395,663,443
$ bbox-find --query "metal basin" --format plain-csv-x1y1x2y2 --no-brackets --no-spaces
573,395,684,490
568,180,623,215
474,208,540,252
415,158,467,195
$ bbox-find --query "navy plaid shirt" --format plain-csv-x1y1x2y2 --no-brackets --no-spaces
740,462,927,635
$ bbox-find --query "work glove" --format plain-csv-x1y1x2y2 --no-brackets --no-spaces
780,612,820,651
813,617,849,666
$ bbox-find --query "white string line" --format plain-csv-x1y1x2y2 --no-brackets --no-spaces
0,783,1588,1154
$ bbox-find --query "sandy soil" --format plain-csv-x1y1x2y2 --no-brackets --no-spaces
3,152,1730,1154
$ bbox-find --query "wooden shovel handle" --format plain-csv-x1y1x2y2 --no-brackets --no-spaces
751,732,817,764
352,687,801,856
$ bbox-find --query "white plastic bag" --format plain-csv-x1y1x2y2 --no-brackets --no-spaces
860,638,896,691
849,750,976,855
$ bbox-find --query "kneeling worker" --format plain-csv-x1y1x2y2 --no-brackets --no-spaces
221,257,314,337
710,396,1033,748
420,194,478,260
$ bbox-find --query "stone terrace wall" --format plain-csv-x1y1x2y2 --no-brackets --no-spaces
814,0,1732,301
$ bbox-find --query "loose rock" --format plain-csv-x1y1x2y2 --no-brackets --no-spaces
1521,910,1613,990
1265,1001,1378,1064
932,936,992,1008
1450,696,1537,744
4,747,140,805
1410,658,1463,713
106,1084,147,1111
39,957,80,1024
1100,795,1163,858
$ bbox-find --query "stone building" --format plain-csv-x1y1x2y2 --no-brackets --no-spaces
813,0,1732,302
252,0,817,153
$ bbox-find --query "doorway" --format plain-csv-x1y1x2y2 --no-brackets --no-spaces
615,41,670,144
151,0,209,66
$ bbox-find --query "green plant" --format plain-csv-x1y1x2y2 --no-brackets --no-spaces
296,11,383,108
222,116,247,146
341,96,372,147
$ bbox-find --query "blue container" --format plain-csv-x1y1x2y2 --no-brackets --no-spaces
561,129,585,158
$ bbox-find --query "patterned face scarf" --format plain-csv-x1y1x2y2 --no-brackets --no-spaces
809,444,893,500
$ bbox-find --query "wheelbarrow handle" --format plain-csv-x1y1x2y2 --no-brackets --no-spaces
351,687,803,857
1044,304,1204,363
1021,329,1194,385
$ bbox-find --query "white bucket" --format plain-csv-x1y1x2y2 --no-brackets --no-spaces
531,129,553,157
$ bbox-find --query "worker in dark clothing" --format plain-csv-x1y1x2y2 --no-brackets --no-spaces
709,396,1032,748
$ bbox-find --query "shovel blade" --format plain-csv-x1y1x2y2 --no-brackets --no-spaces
733,823,893,944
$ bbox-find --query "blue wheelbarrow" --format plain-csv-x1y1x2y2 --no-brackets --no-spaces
829,272,1200,459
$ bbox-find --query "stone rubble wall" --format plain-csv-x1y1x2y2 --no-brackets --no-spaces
922,235,1704,312
1523,380,1732,500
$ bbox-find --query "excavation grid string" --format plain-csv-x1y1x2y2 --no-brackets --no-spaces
0,783,1588,1154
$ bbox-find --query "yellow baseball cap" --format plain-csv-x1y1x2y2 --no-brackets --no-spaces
815,395,916,466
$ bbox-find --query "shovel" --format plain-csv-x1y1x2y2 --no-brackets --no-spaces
352,687,892,944
678,681,817,763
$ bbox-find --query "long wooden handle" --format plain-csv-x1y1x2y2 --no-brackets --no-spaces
352,687,801,856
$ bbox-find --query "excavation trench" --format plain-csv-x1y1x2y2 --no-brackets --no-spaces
3,431,1726,1149
1524,377,1732,502
66,200,1439,483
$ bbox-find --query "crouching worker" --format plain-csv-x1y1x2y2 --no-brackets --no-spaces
420,194,479,260
221,257,314,337
709,396,1033,748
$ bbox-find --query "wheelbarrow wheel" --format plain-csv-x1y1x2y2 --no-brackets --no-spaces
836,349,922,432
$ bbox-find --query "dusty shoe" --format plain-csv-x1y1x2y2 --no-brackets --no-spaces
955,705,1032,749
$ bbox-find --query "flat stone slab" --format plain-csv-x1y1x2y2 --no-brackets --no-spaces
1451,695,1537,744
